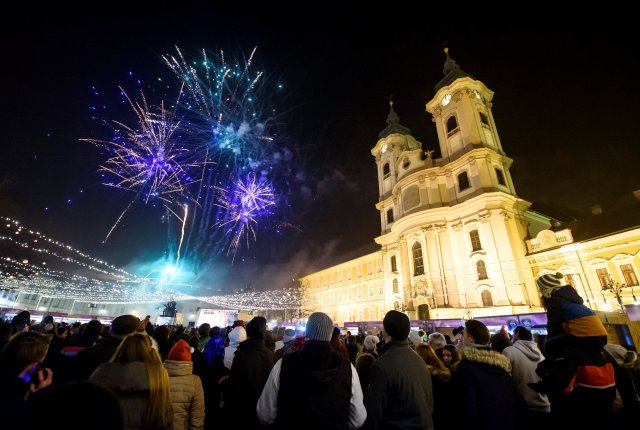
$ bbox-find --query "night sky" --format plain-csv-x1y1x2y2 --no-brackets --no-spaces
2,6,639,293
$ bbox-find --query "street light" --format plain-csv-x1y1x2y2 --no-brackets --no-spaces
602,277,628,313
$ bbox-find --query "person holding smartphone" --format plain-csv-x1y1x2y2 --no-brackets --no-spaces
0,331,54,426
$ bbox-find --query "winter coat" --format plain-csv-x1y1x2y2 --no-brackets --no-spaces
533,337,615,425
365,340,434,430
223,337,274,428
543,285,607,342
452,346,523,430
502,340,550,412
164,360,205,430
90,361,172,430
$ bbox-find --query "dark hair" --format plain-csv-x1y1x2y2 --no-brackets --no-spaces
465,320,490,345
513,326,532,341
11,310,31,335
436,344,460,365
0,331,50,375
197,323,211,338
490,331,512,353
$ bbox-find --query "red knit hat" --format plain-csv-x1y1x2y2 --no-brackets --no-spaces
167,339,191,361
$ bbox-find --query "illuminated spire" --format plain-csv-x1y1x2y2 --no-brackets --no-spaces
434,45,474,92
443,46,460,76
379,99,411,139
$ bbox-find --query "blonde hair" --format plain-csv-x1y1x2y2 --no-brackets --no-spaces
110,333,172,430
416,343,448,373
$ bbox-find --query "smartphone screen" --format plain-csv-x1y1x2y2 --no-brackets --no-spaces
22,364,40,384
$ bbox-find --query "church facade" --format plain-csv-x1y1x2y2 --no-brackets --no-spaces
300,51,640,326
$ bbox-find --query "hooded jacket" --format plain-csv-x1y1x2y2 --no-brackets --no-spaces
223,326,247,369
502,340,550,412
452,347,523,430
543,285,606,341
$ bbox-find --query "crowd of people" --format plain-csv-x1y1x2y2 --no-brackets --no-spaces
1,273,639,429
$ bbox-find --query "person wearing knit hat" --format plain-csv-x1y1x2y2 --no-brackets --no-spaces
530,271,615,426
382,309,411,341
536,272,564,298
164,339,204,430
246,316,267,340
257,311,366,428
365,310,433,429
305,312,334,341
167,339,191,362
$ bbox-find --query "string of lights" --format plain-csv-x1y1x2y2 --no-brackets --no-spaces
0,217,305,309
1,217,133,278
196,286,304,311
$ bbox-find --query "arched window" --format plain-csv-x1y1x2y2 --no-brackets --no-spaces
383,163,390,178
481,290,493,307
446,115,458,134
412,242,424,276
390,255,397,272
479,111,489,126
470,229,482,251
477,260,488,280
458,171,470,191
392,278,399,293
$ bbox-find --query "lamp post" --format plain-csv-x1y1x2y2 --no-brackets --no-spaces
602,277,627,313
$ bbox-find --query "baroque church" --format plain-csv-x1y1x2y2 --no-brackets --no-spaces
300,49,640,329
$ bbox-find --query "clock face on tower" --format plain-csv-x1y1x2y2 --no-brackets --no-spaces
381,143,388,153
441,93,452,106
474,89,482,100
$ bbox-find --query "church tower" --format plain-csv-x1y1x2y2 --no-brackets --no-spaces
371,48,542,320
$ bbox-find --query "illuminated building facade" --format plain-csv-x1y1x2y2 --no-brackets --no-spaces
300,51,640,327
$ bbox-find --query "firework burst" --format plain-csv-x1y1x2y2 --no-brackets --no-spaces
83,88,206,240
87,46,303,267
213,173,276,259
162,46,297,262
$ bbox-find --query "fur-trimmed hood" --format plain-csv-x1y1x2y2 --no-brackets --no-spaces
461,346,511,372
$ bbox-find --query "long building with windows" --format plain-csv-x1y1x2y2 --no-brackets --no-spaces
300,50,640,328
